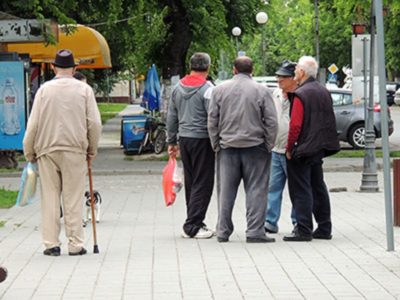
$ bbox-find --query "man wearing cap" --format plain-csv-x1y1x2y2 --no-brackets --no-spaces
167,52,215,239
283,56,340,242
208,56,278,243
264,60,298,234
24,49,102,256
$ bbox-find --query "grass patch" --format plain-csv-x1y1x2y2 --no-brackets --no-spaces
0,188,17,208
0,168,20,173
0,220,5,227
97,103,128,124
334,150,400,158
124,152,169,161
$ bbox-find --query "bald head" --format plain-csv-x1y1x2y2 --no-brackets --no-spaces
234,56,253,74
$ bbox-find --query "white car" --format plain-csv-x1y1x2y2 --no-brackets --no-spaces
394,87,400,106
252,76,278,89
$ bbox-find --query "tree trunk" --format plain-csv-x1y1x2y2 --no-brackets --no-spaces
162,0,192,79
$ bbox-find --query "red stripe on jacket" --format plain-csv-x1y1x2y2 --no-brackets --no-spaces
286,96,304,153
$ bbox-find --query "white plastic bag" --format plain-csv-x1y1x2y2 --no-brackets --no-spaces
16,162,39,206
172,162,183,193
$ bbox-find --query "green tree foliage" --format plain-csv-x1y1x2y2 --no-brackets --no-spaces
2,0,400,86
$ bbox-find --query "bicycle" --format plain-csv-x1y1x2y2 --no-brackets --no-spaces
138,116,167,155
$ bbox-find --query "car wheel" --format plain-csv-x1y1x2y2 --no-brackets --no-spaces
348,123,365,149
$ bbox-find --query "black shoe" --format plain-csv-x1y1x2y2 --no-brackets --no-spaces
312,231,332,240
246,236,275,243
69,248,87,256
264,226,278,234
283,232,312,242
0,266,7,283
43,246,61,256
217,237,229,243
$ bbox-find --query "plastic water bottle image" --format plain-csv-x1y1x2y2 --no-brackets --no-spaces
1,78,20,135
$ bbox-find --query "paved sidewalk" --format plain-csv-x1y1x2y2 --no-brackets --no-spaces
0,106,399,299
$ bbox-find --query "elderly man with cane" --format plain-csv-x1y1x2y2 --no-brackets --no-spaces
24,49,102,256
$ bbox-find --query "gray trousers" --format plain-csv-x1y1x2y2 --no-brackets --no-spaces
217,144,271,239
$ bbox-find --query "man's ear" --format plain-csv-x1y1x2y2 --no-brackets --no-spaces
51,64,57,74
233,67,238,75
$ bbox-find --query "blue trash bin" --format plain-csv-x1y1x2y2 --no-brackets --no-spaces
121,115,148,153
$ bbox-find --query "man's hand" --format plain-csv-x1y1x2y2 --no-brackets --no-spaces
168,145,179,158
286,151,292,160
25,154,37,163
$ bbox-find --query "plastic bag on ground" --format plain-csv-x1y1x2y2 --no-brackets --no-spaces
16,162,39,206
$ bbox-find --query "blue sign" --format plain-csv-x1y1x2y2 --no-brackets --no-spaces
0,61,26,150
327,73,337,83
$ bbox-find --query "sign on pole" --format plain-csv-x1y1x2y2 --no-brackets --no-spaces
328,63,338,74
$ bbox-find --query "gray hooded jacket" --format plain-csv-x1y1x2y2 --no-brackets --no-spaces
167,80,213,144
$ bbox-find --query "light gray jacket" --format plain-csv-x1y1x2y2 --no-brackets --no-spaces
272,88,290,154
208,73,278,152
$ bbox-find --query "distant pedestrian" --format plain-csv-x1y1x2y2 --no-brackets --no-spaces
264,60,298,234
167,52,215,239
283,56,340,242
24,49,102,256
208,56,278,243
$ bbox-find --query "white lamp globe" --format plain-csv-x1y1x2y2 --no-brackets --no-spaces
232,27,241,37
256,12,268,24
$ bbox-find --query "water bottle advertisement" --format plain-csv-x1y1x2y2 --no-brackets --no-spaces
0,61,26,150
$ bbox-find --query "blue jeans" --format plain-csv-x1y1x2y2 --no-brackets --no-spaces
265,152,296,232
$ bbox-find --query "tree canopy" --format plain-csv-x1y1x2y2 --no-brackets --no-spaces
2,0,400,91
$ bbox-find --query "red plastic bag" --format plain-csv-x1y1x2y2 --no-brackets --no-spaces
162,157,177,206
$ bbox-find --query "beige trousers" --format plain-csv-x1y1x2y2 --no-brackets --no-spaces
38,151,86,253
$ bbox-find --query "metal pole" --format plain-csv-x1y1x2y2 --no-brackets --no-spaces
261,28,266,75
373,0,394,251
235,37,239,56
314,0,320,66
360,32,378,192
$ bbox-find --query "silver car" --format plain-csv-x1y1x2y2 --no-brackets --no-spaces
330,88,394,149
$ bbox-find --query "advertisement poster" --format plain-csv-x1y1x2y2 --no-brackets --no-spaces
0,61,26,150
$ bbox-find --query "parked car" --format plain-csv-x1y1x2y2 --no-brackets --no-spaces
253,76,278,89
329,88,394,149
386,82,400,106
394,87,400,106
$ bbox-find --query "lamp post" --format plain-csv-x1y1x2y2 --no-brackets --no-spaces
355,3,378,193
314,0,320,69
231,27,241,56
256,11,268,75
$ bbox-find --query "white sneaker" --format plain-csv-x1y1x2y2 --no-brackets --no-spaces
194,227,214,239
201,225,216,236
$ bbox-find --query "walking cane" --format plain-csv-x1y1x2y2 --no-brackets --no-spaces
87,158,99,254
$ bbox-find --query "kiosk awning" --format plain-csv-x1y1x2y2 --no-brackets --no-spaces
6,25,112,69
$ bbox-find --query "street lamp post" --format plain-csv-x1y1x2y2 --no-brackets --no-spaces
231,27,241,56
357,3,378,193
256,11,268,75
